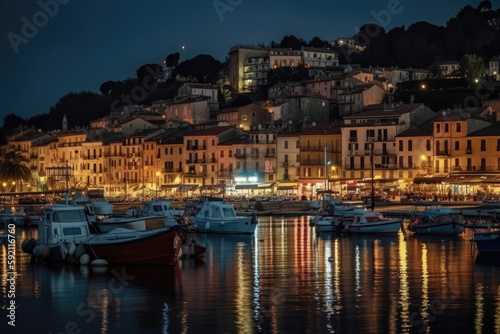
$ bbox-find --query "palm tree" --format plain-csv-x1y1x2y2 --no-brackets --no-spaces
0,151,31,192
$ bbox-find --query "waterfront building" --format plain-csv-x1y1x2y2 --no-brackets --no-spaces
341,103,436,195
276,134,301,197
302,47,338,68
269,48,302,69
298,123,342,199
228,46,269,93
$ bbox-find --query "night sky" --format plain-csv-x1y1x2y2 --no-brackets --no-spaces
0,0,481,123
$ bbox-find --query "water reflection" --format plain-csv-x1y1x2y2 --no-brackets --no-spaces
4,220,500,333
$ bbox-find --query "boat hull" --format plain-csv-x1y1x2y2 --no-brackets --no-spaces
315,218,339,233
474,232,500,253
98,216,165,232
341,219,402,234
195,217,257,234
411,222,465,235
86,227,183,265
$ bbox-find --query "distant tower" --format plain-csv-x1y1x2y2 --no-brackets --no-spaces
62,114,68,132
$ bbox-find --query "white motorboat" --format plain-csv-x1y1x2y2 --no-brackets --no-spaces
194,200,258,234
338,212,402,234
128,199,184,226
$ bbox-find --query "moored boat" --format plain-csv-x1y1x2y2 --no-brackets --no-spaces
21,203,183,265
338,212,402,234
408,208,465,235
474,230,500,253
314,216,343,233
85,226,184,265
97,216,166,233
194,200,258,234
127,199,184,227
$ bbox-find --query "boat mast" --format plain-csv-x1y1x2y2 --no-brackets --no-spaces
370,143,375,212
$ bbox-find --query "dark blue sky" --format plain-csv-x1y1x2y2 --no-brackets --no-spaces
0,0,481,123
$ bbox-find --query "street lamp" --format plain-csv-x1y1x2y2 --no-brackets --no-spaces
156,171,161,199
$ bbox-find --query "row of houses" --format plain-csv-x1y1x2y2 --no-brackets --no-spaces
4,102,500,200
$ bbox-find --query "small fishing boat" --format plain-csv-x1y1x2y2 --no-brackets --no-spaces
22,204,183,265
408,207,465,235
194,200,258,234
97,216,166,233
314,216,343,233
474,230,500,253
127,199,184,227
338,212,402,234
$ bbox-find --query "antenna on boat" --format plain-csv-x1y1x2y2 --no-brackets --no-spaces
65,160,69,206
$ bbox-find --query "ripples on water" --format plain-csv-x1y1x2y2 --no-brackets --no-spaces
1,217,500,333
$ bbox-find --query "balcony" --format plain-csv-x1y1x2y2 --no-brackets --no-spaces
367,137,375,142
163,168,182,173
373,150,397,156
300,146,323,152
235,153,247,159
374,164,398,169
264,154,276,159
349,137,357,142
300,159,324,166
250,154,259,159
187,145,207,151
436,150,451,156
186,171,207,177
466,148,472,154
377,137,389,141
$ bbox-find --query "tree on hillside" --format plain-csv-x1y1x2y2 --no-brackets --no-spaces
460,54,486,82
308,36,332,49
136,64,164,87
99,81,117,96
172,55,222,83
3,114,26,132
165,52,180,67
0,151,31,192
279,35,306,49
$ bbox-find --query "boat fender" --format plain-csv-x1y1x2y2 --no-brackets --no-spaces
173,235,180,249
91,259,109,267
178,247,183,259
42,246,51,258
33,245,43,258
22,239,37,255
79,253,90,265
74,244,86,259
220,222,225,226
66,254,77,264
68,242,76,256
205,222,210,230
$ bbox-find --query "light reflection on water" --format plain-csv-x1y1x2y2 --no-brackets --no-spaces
2,217,500,333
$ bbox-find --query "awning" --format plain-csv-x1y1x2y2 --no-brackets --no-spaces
413,175,447,184
179,185,198,191
277,182,298,190
442,173,500,184
258,182,275,189
235,184,258,190
201,185,223,190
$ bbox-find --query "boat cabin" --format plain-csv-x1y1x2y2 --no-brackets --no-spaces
39,205,91,245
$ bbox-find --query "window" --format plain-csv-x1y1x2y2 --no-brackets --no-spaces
436,124,441,133
220,151,224,158
399,140,403,151
444,123,449,133
455,141,459,151
456,123,461,132
296,140,300,149
284,141,288,149
408,140,413,151
455,158,459,167
229,150,232,157
497,139,500,151
426,140,431,151
242,115,248,121
408,156,413,168
481,139,486,151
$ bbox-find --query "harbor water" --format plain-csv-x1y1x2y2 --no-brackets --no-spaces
1,216,500,333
